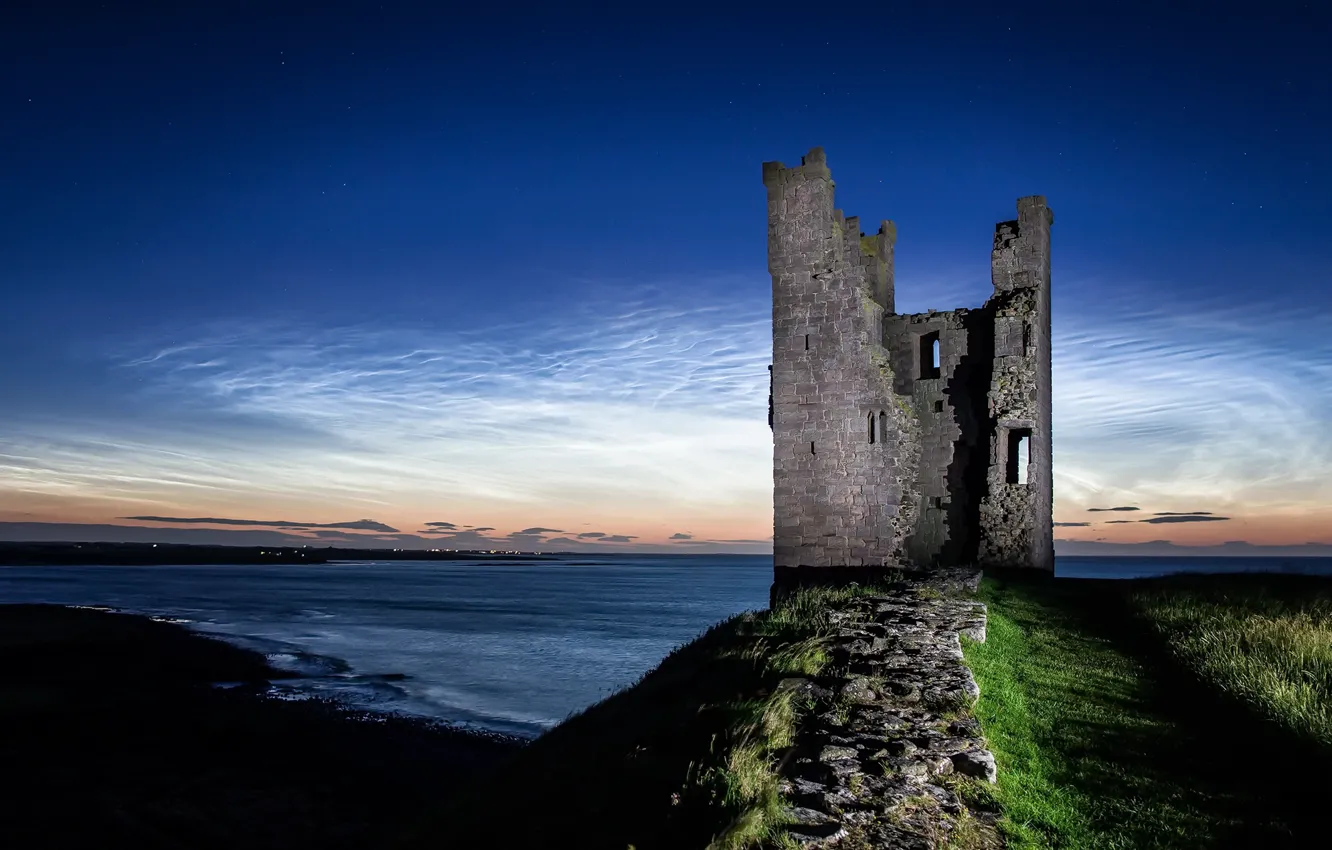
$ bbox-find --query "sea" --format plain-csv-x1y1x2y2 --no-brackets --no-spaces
2,553,1329,738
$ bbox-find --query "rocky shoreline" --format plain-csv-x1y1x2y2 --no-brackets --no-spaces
775,569,1001,848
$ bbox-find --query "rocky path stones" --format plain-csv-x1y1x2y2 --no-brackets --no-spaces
773,569,1001,849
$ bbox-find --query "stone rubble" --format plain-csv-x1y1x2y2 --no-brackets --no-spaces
774,569,1001,848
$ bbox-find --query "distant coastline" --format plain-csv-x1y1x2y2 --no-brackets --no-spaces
0,541,558,567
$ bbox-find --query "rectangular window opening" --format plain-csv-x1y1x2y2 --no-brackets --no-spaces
810,441,816,455
933,400,944,413
918,332,941,379
932,497,943,509
1006,429,1032,484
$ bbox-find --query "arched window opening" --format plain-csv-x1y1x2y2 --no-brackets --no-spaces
919,331,941,379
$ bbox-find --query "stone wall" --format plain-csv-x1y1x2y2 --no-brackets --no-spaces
774,569,999,847
765,149,921,571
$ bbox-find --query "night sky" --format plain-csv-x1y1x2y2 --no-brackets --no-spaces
2,1,1329,555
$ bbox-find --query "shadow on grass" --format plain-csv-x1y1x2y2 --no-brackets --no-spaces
980,570,1332,849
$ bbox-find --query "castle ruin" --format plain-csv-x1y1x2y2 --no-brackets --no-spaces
765,147,1054,582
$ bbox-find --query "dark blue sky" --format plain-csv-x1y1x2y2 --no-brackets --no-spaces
2,1,1329,553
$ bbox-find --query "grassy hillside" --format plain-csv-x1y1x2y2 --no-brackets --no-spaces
963,571,1332,849
13,572,1329,850
398,585,905,850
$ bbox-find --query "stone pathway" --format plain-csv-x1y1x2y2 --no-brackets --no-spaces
774,569,1001,849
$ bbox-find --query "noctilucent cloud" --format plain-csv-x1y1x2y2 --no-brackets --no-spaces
2,3,1329,555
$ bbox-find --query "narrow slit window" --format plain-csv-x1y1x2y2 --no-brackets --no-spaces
878,411,887,444
919,332,941,379
1006,429,1032,484
868,413,876,444
805,333,810,351
810,441,816,455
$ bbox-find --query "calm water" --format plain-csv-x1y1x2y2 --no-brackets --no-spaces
2,553,1329,737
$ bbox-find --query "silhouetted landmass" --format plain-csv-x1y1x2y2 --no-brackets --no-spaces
0,540,556,566
0,604,524,849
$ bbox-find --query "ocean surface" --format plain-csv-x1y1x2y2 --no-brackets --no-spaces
2,553,1329,737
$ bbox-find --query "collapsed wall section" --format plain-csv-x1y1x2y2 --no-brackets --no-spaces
882,309,992,567
765,148,920,571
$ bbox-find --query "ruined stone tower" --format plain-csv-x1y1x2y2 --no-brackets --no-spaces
765,148,1053,584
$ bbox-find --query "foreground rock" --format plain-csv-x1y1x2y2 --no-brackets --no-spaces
775,569,1001,848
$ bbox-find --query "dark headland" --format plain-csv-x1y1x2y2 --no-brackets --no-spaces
0,603,524,849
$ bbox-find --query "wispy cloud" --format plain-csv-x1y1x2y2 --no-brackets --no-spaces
1051,281,1332,516
2,272,1330,549
0,289,774,543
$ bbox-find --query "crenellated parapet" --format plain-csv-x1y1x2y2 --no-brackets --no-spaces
766,149,920,577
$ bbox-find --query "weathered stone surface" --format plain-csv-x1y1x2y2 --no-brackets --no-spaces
839,677,878,704
787,822,849,846
819,745,860,763
951,750,998,783
773,571,1002,848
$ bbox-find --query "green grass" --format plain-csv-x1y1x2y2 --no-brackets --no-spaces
401,581,898,850
962,571,1332,849
1130,574,1332,748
